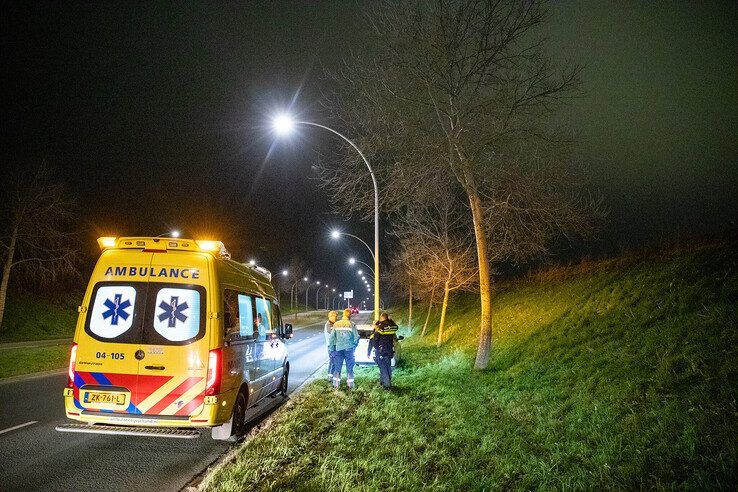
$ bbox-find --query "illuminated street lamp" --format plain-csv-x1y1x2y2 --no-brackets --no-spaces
248,259,256,266
281,269,288,276
348,257,374,275
333,231,374,262
272,113,380,322
316,283,327,310
156,230,180,238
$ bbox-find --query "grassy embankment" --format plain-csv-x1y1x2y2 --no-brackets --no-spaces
0,292,80,378
203,242,737,490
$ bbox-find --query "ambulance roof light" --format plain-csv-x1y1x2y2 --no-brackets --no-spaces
195,240,221,252
97,237,117,250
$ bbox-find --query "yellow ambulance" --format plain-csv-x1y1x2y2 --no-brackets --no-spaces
56,236,292,440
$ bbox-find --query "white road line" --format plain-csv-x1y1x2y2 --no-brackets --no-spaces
0,420,38,435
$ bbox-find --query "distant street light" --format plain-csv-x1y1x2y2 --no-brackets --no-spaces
316,283,327,310
348,257,374,275
281,269,288,276
305,281,319,313
156,230,180,238
332,293,343,310
248,259,256,266
272,113,380,321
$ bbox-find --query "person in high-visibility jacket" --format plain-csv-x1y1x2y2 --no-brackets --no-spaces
368,312,398,389
328,309,359,390
324,311,338,382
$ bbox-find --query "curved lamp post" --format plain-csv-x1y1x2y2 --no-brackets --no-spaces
273,114,380,322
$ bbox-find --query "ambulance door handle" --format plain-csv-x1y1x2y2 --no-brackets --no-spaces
145,365,166,370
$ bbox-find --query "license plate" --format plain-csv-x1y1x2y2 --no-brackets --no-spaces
84,391,126,405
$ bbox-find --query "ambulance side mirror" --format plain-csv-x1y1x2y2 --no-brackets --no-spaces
283,323,293,339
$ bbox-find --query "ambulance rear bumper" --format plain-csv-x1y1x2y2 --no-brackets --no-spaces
55,423,200,439
63,388,227,428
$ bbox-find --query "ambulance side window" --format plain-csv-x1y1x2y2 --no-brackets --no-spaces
223,289,240,339
237,294,255,339
254,297,271,341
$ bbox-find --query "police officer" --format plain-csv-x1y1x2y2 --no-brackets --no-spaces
368,312,398,389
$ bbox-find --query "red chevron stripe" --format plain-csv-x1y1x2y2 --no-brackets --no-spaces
174,394,205,416
145,377,202,415
131,374,173,406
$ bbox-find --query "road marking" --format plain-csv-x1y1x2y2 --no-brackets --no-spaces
0,420,38,435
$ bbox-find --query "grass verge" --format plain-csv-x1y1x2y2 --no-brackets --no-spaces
203,241,737,490
0,345,69,379
0,291,80,343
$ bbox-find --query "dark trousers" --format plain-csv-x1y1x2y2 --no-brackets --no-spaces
375,355,392,387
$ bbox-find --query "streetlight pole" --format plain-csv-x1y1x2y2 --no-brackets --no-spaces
316,283,325,310
305,282,314,313
275,116,380,322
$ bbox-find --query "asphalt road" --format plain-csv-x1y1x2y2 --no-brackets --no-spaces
0,313,369,491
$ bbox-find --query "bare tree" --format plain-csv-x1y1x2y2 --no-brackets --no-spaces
320,0,599,368
394,200,477,346
385,253,416,327
0,163,79,330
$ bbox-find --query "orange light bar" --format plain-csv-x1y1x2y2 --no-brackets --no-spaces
97,237,117,250
196,240,223,252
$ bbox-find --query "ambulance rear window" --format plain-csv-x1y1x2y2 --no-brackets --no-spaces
85,282,145,344
148,286,204,344
85,281,206,345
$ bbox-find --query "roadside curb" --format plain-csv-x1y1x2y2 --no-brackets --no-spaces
183,360,329,491
0,368,66,385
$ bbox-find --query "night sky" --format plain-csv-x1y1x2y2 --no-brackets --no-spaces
2,1,736,296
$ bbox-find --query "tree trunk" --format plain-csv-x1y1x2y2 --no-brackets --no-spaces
465,180,493,369
408,284,413,328
0,226,18,331
437,279,450,347
421,284,435,337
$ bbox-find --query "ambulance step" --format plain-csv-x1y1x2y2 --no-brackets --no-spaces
55,423,200,439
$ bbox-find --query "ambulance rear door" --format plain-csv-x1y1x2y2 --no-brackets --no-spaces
74,251,153,415
132,253,211,418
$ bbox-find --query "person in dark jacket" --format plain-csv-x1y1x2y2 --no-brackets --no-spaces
368,312,398,389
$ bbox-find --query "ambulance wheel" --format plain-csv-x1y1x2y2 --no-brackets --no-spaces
231,390,248,439
279,365,289,396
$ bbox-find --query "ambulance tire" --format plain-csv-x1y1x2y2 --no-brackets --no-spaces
231,390,248,439
278,364,289,396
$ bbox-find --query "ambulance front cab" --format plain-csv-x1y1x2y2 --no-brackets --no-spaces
56,237,292,441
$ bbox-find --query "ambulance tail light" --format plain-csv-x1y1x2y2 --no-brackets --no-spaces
97,237,117,250
205,348,222,396
67,342,78,388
